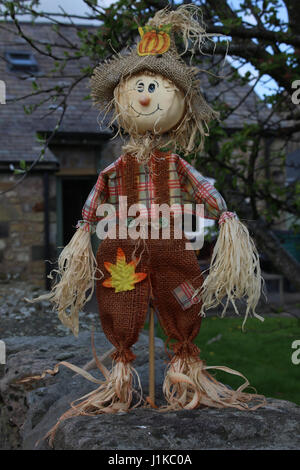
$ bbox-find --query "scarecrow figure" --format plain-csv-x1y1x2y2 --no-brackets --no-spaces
27,5,265,440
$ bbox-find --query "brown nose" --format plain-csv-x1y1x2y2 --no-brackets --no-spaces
139,94,151,106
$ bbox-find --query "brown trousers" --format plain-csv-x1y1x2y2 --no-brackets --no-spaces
96,234,203,363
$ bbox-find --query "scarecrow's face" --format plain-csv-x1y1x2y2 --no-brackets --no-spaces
116,72,185,134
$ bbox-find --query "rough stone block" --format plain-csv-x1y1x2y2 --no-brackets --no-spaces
0,332,300,450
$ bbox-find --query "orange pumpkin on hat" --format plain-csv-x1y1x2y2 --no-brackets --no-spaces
137,24,171,56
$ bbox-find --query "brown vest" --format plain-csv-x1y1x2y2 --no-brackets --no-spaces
122,151,170,208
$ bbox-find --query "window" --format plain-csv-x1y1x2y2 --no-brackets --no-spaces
5,51,39,73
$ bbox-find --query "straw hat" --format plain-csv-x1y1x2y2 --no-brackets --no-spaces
90,5,218,126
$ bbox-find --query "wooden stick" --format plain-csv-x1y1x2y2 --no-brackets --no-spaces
72,346,115,377
149,306,155,405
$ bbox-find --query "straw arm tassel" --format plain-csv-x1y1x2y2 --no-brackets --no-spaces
25,227,103,336
196,213,264,329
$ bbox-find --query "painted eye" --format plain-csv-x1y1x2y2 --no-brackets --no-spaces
137,82,144,92
148,83,156,93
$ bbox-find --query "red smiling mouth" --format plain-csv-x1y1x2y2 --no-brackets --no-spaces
130,104,163,116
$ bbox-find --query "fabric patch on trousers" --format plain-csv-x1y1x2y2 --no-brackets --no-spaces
172,280,201,311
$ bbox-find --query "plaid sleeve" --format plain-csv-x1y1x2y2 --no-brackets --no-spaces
77,172,108,233
177,157,227,220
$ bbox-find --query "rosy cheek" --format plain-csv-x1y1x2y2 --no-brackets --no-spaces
132,94,141,104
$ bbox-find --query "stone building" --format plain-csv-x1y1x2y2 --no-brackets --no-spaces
0,22,118,286
0,21,295,287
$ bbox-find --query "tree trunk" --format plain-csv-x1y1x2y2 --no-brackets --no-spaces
248,220,300,292
283,0,300,36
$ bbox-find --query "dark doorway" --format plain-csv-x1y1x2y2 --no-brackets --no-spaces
62,177,96,245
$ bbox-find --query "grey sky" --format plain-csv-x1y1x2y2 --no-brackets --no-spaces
19,0,112,24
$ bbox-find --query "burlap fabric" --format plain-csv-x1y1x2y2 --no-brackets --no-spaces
96,155,203,364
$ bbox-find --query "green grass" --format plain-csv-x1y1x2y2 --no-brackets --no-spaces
144,316,300,405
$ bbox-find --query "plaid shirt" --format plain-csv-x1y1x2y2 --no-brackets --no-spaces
78,153,229,233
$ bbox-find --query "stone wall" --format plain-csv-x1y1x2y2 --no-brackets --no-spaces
0,173,56,286
1,330,300,450
0,137,122,286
